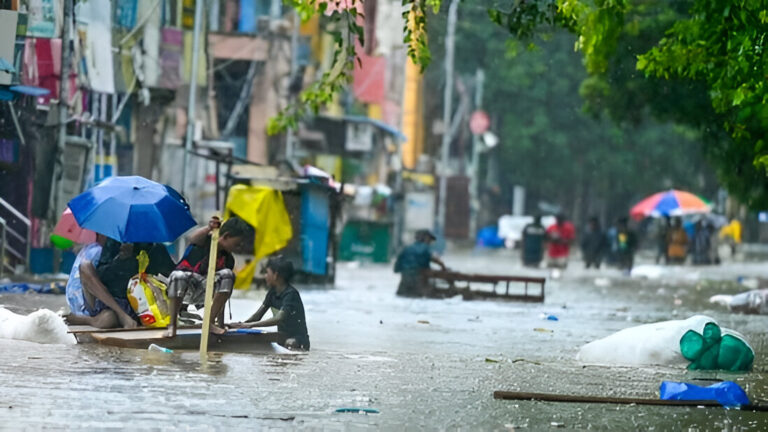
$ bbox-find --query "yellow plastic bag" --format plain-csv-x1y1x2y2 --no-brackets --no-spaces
127,251,171,328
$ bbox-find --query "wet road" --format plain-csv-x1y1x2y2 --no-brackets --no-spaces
1,250,767,430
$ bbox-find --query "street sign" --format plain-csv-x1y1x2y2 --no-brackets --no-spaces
470,110,490,135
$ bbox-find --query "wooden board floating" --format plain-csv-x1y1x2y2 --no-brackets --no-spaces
427,270,545,302
73,326,285,353
68,324,201,335
493,391,768,412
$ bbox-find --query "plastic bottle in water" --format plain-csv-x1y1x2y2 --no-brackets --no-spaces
148,343,173,353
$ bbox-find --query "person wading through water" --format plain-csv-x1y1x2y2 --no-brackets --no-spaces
393,230,447,297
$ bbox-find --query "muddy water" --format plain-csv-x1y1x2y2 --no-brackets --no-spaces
1,250,767,430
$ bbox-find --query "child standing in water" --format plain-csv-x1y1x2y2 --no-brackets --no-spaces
241,256,310,351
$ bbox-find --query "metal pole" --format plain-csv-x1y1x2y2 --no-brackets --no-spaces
0,217,6,278
468,68,484,239
52,0,73,220
181,0,205,194
285,10,300,161
436,0,459,244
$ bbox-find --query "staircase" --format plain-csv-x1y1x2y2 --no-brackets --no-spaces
0,197,30,276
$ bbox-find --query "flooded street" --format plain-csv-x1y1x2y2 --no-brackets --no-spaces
1,250,767,430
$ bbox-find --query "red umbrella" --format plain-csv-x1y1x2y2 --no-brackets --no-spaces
53,207,97,244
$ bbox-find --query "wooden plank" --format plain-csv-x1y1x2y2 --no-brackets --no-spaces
428,270,545,284
89,328,285,353
493,391,768,412
427,270,545,302
68,324,201,335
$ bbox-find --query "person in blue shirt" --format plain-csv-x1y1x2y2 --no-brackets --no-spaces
393,229,446,297
64,234,109,327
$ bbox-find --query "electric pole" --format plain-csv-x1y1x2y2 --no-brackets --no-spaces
468,68,484,239
436,0,459,245
51,0,73,220
181,0,205,195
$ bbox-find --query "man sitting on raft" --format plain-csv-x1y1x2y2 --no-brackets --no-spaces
165,216,251,337
67,239,175,329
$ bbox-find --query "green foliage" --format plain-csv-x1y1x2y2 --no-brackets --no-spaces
267,0,361,135
563,0,768,208
636,1,768,181
403,0,432,72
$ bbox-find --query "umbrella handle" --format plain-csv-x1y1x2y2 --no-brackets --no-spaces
199,222,220,361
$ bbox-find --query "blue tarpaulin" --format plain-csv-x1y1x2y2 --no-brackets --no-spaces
660,381,750,408
0,282,66,294
476,226,505,248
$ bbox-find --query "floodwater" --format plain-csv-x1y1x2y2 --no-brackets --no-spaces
1,250,768,430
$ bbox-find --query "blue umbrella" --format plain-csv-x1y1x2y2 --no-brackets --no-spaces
68,176,197,243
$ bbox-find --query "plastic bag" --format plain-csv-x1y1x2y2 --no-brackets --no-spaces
660,381,750,408
680,322,754,372
127,251,171,327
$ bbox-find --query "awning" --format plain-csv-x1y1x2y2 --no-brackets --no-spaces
316,114,407,142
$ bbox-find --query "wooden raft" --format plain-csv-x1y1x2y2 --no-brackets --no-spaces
70,326,285,353
427,270,545,302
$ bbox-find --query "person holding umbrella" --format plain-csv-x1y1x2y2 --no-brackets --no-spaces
66,176,199,329
165,216,251,337
74,241,176,328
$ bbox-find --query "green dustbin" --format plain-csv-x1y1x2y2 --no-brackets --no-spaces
339,220,391,263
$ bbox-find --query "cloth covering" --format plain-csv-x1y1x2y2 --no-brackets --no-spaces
224,185,293,289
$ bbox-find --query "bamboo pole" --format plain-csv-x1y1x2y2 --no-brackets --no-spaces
199,222,220,361
493,391,768,411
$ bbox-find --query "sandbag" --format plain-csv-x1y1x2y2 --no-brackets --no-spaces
577,315,754,370
0,307,76,344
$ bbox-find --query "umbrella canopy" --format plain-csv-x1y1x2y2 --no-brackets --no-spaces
630,189,711,220
53,207,97,244
68,176,197,243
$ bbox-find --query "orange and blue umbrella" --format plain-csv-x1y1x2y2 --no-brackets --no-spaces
68,176,197,243
630,189,711,220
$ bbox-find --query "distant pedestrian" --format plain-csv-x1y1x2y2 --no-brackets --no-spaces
692,220,711,265
521,215,547,267
393,230,447,297
719,218,742,257
546,214,575,269
655,216,670,264
581,217,606,269
605,223,619,265
667,217,688,264
616,217,638,273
